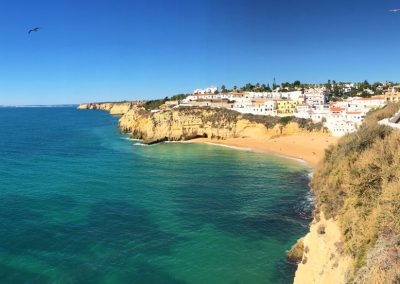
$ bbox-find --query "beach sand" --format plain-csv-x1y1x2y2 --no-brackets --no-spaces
192,135,339,167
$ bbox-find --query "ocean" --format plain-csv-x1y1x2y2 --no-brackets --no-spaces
0,107,311,284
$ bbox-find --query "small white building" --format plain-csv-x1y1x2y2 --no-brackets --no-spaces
193,86,218,95
345,111,364,124
282,91,304,101
348,96,385,111
304,89,326,107
232,98,277,116
329,121,357,137
295,104,311,119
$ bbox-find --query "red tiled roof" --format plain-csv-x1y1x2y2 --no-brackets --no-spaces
330,107,346,112
357,97,383,101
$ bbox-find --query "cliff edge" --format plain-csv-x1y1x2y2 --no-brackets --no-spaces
118,107,327,144
78,101,141,115
292,103,400,284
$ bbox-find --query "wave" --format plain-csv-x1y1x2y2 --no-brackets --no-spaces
202,142,252,152
133,142,150,146
121,137,140,141
296,190,315,219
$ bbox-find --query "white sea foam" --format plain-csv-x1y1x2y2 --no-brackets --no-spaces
121,137,140,141
202,142,252,152
134,142,150,146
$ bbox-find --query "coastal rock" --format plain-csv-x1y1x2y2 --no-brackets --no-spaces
118,107,326,144
293,212,353,284
287,238,305,264
77,102,141,115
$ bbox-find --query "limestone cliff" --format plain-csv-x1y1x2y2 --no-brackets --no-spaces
118,107,327,144
293,213,353,284
78,102,141,115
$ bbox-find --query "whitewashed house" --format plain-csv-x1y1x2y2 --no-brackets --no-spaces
295,104,311,119
232,98,277,116
193,86,218,95
304,89,326,107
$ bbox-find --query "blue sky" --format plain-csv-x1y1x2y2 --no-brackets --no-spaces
0,0,399,105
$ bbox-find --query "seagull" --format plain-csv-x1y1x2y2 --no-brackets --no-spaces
389,9,400,13
28,27,40,34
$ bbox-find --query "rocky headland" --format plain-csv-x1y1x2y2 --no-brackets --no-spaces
118,107,329,144
79,102,329,144
78,101,142,115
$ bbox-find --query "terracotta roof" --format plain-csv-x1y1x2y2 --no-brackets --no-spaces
330,107,346,112
357,97,384,101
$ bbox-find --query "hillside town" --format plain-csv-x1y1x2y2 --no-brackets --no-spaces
155,82,400,137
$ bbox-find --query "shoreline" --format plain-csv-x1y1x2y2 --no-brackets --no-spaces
204,141,309,165
189,135,339,167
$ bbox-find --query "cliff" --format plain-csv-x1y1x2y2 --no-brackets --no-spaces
78,102,141,115
293,103,400,284
118,107,327,144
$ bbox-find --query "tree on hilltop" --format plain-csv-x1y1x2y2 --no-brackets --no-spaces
221,85,228,93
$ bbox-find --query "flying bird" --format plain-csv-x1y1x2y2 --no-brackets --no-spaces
28,27,40,34
389,9,400,13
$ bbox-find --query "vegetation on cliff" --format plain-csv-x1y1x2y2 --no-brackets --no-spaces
310,102,400,283
118,107,328,145
156,107,326,132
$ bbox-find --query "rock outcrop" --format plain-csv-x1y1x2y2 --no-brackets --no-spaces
293,212,353,284
118,107,327,144
78,102,142,115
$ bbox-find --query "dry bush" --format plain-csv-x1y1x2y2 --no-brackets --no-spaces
317,224,326,234
310,104,400,275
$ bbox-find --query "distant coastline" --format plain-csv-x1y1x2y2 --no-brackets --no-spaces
0,104,78,108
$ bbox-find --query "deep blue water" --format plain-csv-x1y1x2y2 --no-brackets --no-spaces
0,107,311,283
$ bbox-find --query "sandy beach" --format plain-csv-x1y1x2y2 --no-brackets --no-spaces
192,135,339,167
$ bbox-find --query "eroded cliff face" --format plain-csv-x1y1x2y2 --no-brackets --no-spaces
78,102,139,115
293,212,353,284
118,107,323,144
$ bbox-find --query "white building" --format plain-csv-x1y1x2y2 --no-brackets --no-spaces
329,120,357,137
295,104,311,119
342,83,356,94
281,91,304,101
193,86,218,95
345,111,364,124
304,89,326,107
295,103,330,122
233,98,277,116
348,96,385,112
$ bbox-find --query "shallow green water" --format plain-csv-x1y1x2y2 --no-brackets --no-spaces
0,107,311,283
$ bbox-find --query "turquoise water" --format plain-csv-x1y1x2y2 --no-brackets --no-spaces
0,107,311,284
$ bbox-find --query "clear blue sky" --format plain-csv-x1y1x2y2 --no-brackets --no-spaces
0,0,399,105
